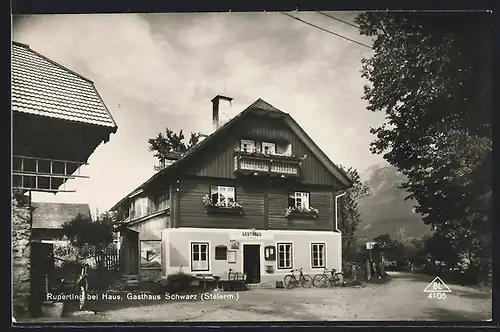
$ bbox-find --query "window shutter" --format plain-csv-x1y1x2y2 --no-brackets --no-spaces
304,192,310,208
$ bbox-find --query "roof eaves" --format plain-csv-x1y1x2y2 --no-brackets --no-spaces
91,83,118,132
284,115,354,188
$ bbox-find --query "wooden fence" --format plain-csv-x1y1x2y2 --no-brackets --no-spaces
95,249,120,271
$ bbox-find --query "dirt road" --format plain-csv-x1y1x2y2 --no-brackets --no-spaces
20,272,492,323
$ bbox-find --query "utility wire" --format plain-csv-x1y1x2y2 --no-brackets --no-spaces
316,11,360,29
280,12,372,49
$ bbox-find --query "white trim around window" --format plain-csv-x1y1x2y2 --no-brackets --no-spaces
262,141,276,155
310,242,327,269
210,186,236,206
276,242,293,270
293,192,310,209
190,242,210,272
240,139,256,152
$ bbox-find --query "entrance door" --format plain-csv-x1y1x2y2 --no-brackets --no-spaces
243,245,261,283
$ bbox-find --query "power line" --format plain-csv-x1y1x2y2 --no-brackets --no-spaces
280,12,372,49
317,11,360,29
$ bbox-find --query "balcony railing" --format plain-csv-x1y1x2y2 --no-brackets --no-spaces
233,150,301,177
12,155,88,192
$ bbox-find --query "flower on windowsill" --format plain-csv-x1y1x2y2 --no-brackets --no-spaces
284,206,319,217
202,195,242,209
234,147,296,159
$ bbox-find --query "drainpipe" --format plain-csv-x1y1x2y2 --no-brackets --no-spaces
334,191,347,232
335,190,347,275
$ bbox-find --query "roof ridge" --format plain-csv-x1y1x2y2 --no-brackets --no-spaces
12,41,95,84
13,41,30,48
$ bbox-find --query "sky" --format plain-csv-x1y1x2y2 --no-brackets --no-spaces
12,12,386,214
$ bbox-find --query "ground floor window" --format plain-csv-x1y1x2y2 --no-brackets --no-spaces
277,243,293,269
140,240,162,268
311,243,326,268
191,242,209,271
215,245,228,260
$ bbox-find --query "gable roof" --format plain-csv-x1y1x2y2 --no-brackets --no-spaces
110,98,353,211
11,42,118,130
31,202,91,229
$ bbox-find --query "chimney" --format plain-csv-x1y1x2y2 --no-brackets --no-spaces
211,95,233,131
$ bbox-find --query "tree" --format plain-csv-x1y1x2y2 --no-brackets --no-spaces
148,128,200,162
338,165,369,262
60,212,116,268
355,12,492,281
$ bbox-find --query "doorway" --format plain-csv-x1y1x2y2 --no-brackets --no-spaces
243,245,261,283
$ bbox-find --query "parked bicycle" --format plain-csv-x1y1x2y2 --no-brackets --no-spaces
312,268,344,288
283,268,313,289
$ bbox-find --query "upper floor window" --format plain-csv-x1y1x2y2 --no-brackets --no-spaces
262,141,276,155
210,186,236,206
153,192,170,211
240,140,256,153
289,192,310,209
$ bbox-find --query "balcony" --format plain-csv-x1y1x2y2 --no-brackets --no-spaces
233,150,301,178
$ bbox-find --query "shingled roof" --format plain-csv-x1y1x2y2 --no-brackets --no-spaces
11,42,117,129
31,202,91,229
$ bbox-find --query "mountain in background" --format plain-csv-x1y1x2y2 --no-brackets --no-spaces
355,163,432,244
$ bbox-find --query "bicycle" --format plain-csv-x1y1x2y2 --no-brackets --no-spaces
312,268,344,288
283,268,313,289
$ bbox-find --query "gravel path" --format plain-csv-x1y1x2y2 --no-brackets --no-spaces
18,272,492,323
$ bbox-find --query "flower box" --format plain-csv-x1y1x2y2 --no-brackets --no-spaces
203,195,243,214
205,205,243,215
284,206,319,219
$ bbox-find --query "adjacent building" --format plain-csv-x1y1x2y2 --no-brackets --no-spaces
11,41,117,316
111,96,352,284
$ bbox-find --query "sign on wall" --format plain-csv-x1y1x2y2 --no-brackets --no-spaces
228,250,237,264
230,229,274,241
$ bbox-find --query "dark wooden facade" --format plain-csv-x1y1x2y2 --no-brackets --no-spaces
176,178,338,232
183,115,343,188
115,110,348,236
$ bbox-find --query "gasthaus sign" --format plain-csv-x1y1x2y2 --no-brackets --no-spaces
230,229,275,241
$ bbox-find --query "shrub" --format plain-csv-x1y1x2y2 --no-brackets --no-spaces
155,272,198,293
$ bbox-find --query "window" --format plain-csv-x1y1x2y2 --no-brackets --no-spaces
129,203,135,219
210,186,235,206
288,192,310,209
262,142,276,155
215,245,228,260
240,139,256,152
277,243,293,269
153,192,170,212
191,242,209,271
140,240,162,269
264,245,276,261
311,243,326,268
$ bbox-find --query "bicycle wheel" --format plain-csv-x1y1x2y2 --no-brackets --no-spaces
283,275,295,289
333,272,344,286
301,274,313,288
312,274,327,288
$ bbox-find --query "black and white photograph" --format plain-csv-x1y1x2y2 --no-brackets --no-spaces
11,10,492,324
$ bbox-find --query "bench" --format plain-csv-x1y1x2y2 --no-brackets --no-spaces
194,274,217,290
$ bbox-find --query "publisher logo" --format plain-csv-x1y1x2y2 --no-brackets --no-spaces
423,276,451,299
